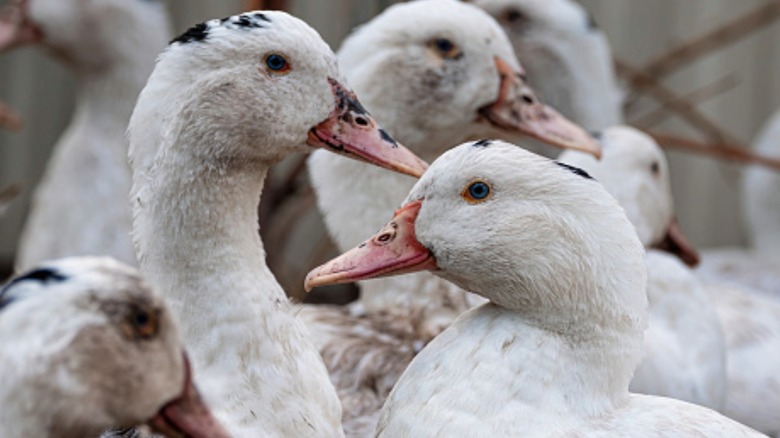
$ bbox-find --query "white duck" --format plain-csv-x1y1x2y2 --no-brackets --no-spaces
561,127,780,434
696,109,780,296
471,0,624,132
0,0,170,270
303,1,599,430
306,140,763,437
0,256,229,438
128,11,426,437
559,126,726,410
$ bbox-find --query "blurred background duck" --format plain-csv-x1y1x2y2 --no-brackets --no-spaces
0,256,229,438
0,0,170,270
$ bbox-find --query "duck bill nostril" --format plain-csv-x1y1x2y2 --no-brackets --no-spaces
306,77,429,178
304,199,437,291
478,56,603,159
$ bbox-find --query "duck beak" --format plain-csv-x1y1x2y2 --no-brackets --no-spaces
0,0,43,52
308,78,429,178
479,57,602,159
147,354,230,438
651,217,700,267
305,200,436,291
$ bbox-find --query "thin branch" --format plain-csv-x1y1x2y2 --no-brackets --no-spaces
617,60,738,143
640,1,780,81
633,73,739,129
649,132,780,171
245,0,288,10
623,0,780,110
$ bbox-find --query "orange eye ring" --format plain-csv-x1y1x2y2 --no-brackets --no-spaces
461,179,493,204
124,305,159,340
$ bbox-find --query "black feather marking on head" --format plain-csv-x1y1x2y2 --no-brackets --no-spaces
0,268,68,310
555,162,594,180
472,139,493,148
171,22,209,45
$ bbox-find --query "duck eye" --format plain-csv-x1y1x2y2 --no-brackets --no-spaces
462,180,493,204
264,53,290,74
504,8,528,25
650,161,660,176
127,306,158,340
430,37,461,60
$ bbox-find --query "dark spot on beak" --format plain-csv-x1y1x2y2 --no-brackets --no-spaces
379,129,398,148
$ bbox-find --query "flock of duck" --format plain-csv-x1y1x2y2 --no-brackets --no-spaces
0,0,778,437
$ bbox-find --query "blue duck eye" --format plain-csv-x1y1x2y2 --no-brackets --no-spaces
462,180,492,203
265,53,290,73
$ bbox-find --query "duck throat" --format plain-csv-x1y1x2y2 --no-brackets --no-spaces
131,134,343,434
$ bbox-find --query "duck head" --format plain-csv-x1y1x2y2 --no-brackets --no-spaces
129,11,427,179
337,0,600,160
0,257,229,438
470,0,623,131
307,140,646,330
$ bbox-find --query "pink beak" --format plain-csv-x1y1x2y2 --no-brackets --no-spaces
147,354,231,438
0,0,43,51
305,200,436,290
651,217,700,267
307,78,429,178
479,57,602,159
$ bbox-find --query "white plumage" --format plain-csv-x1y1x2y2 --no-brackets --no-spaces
7,0,170,270
0,257,228,438
307,140,761,437
128,11,423,437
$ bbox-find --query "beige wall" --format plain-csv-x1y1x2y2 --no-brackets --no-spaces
1,0,779,268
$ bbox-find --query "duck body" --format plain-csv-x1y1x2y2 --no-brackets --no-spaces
630,250,726,410
696,108,780,296
10,0,170,270
308,141,762,437
129,11,425,437
305,3,599,429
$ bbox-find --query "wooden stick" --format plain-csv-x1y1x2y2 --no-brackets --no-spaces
650,132,780,171
245,0,288,10
633,73,739,129
639,1,780,82
623,1,780,110
617,60,738,143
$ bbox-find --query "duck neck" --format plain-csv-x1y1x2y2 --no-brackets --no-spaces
132,127,342,433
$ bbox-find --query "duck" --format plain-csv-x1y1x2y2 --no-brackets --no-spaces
128,11,426,437
558,126,726,410
306,139,763,437
0,256,229,438
561,127,780,434
0,0,170,270
696,108,780,296
302,2,599,431
471,0,624,132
